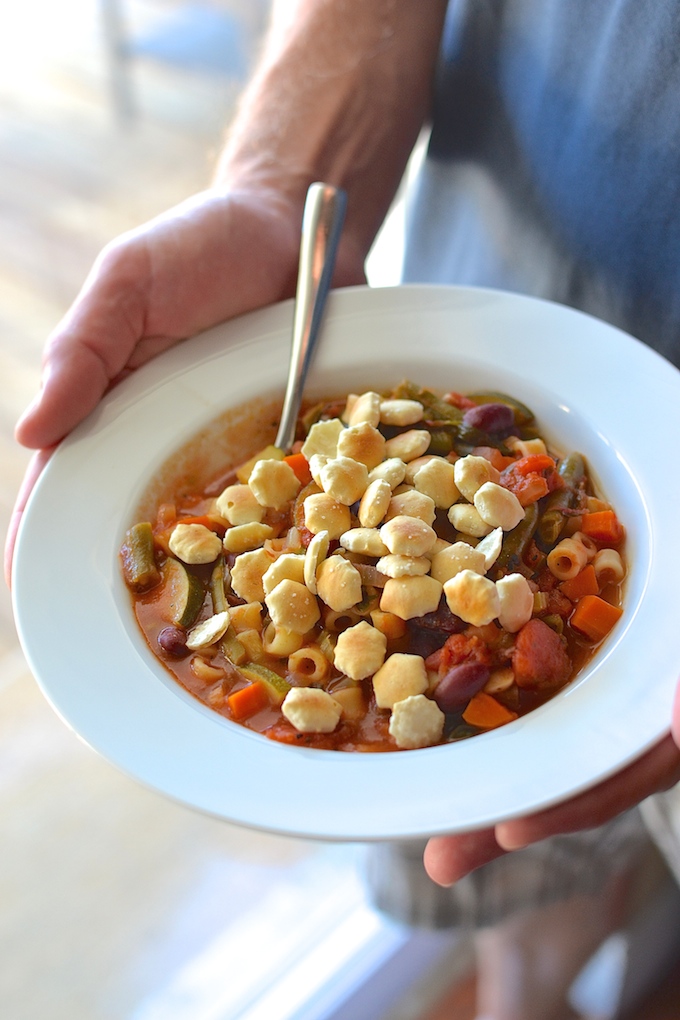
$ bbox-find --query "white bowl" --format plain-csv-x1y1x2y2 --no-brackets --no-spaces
12,285,680,840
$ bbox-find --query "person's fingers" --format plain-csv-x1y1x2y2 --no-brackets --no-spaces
495,733,680,850
15,342,120,450
672,682,680,749
423,733,680,887
4,447,56,588
424,826,506,886
15,249,149,450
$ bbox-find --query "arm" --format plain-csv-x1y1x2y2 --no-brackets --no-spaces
6,0,448,583
217,0,448,261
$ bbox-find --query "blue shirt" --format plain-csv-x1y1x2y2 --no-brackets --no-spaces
403,0,680,365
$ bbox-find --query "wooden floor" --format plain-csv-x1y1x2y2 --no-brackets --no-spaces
2,4,680,1020
0,5,323,1019
0,0,258,650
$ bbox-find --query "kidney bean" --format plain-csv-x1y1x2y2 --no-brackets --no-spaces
407,601,466,658
407,627,447,659
463,402,515,434
433,661,490,713
158,626,189,657
413,599,466,633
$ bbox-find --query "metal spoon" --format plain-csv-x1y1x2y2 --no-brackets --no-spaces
274,182,347,452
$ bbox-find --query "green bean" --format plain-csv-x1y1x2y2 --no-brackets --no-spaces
210,557,228,613
120,521,160,592
427,428,455,455
536,452,586,547
392,380,463,424
493,502,540,577
454,423,513,454
424,419,513,457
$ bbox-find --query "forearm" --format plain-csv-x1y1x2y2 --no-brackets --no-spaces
7,1,448,578
215,0,448,258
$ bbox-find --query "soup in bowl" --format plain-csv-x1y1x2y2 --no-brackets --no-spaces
13,285,677,839
121,380,626,753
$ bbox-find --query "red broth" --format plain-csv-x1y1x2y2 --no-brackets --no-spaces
121,383,625,752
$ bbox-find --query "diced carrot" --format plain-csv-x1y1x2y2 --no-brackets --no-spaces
559,563,599,602
580,510,624,546
570,595,623,642
462,691,518,729
284,452,313,486
227,681,270,720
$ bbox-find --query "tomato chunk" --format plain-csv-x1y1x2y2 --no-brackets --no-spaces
501,455,562,507
512,618,572,690
436,632,493,677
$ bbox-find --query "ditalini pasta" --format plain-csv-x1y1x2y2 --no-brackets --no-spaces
120,382,626,751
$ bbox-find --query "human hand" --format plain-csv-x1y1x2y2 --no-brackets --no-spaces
673,676,680,748
4,185,366,585
424,728,680,886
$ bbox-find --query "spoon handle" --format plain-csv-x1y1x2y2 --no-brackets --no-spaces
275,182,347,452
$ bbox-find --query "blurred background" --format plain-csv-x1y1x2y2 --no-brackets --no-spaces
0,4,444,1020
